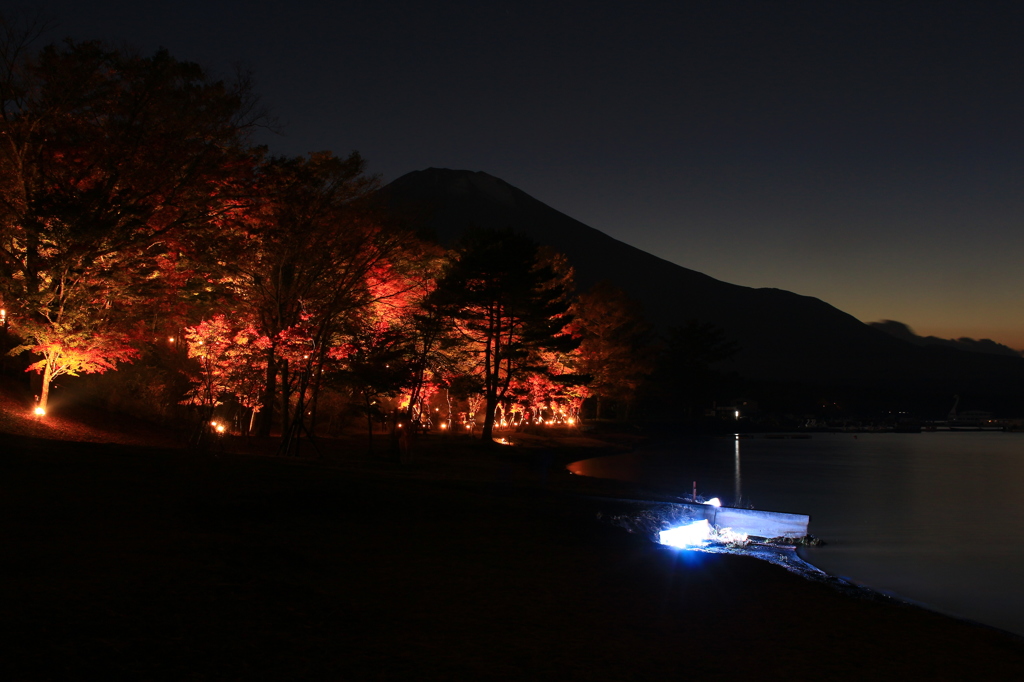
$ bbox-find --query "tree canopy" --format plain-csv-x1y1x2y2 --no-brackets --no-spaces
0,36,261,409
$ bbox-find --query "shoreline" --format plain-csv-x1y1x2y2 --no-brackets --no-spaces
564,430,1024,642
560,479,1024,647
5,432,1024,678
588,481,1024,644
791,546,1024,643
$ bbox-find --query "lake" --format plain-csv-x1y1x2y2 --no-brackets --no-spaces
567,431,1024,637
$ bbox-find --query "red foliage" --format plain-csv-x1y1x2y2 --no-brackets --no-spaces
183,314,269,410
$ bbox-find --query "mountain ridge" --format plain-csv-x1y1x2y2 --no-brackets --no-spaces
378,168,1024,412
869,320,1022,358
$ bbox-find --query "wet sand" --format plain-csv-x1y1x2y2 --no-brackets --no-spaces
4,433,1024,681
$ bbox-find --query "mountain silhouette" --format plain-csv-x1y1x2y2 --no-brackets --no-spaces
379,168,1024,413
869,320,1022,358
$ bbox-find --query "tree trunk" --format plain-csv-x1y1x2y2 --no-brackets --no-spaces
481,305,499,442
365,392,374,456
279,360,290,440
481,387,498,442
308,365,322,436
442,389,452,432
258,349,277,437
38,360,53,412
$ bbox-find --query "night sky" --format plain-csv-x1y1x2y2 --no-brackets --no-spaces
28,1,1024,348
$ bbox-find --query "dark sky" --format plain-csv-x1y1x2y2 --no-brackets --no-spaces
25,0,1024,347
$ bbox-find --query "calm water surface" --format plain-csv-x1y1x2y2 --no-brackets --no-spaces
569,432,1024,637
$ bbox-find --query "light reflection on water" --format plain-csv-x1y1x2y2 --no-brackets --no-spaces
568,432,1024,637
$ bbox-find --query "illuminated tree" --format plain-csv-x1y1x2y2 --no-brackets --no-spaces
571,281,653,419
334,320,415,454
182,313,268,435
429,228,577,442
399,287,472,423
225,151,429,441
535,350,590,422
11,313,138,412
0,36,261,410
319,244,445,452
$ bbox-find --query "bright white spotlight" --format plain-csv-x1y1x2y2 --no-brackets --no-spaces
658,519,711,548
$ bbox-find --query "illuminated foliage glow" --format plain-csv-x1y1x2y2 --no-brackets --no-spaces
0,27,656,441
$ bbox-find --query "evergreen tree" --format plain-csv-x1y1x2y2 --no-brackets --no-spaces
429,228,576,442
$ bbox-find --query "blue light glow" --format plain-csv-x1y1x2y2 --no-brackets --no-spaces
658,519,711,548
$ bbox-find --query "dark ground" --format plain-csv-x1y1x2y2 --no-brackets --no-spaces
4,425,1024,682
